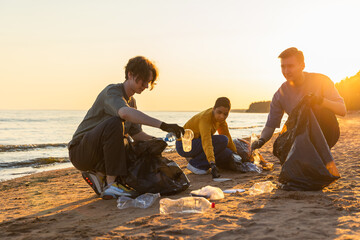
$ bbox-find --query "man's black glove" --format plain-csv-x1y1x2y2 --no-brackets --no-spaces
210,162,220,178
251,138,266,152
160,122,185,138
307,93,324,106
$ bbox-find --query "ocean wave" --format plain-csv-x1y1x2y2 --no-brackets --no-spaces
0,143,68,152
229,125,263,130
0,118,49,122
0,157,70,168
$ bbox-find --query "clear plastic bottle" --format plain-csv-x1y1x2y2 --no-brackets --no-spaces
164,132,176,142
250,133,261,167
248,181,276,196
159,197,215,214
117,193,160,209
182,129,194,152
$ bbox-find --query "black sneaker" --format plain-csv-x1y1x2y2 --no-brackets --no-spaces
81,171,105,195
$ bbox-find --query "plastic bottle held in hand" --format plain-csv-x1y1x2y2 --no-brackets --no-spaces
182,129,194,152
250,133,261,166
164,132,176,142
159,197,215,214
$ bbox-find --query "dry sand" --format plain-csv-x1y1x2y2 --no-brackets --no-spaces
1,113,360,239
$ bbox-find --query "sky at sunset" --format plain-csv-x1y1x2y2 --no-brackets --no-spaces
1,0,359,111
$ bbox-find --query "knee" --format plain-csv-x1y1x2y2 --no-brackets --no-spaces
213,135,229,148
103,117,124,136
217,135,229,144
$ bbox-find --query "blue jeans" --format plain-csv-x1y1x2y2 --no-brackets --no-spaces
175,135,233,170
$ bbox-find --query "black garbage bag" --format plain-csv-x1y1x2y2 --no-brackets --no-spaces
273,96,340,191
233,138,262,173
313,107,340,148
233,138,251,162
125,138,190,195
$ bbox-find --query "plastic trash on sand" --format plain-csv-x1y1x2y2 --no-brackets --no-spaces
190,185,224,200
182,129,194,152
160,197,214,214
248,181,277,196
212,178,231,182
223,189,245,194
233,138,271,173
242,162,262,173
250,133,274,171
117,193,160,209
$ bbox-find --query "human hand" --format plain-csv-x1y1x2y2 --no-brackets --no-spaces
251,138,265,152
210,162,220,178
160,122,185,138
307,93,324,105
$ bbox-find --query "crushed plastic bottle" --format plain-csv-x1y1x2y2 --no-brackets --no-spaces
232,153,242,163
241,161,262,173
117,193,160,209
164,132,176,142
159,197,215,214
182,129,194,152
259,156,274,171
248,181,277,196
249,133,274,171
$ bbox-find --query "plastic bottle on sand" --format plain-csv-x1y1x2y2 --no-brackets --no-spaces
248,181,276,196
117,193,160,209
160,197,215,214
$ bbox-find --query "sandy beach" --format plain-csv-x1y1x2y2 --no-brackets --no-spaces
0,113,359,240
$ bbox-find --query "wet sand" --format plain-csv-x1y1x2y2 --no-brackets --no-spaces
0,112,359,239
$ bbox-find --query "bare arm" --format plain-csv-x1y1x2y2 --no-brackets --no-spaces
118,107,162,128
131,131,154,141
321,98,346,117
260,126,276,143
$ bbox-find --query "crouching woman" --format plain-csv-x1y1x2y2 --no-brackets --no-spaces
175,97,242,178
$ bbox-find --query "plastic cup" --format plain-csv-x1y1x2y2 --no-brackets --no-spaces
182,129,194,152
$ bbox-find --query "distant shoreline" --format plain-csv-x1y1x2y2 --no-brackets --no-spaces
231,109,247,113
231,109,270,113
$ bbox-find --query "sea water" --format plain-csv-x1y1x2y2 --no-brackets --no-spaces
0,110,286,182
